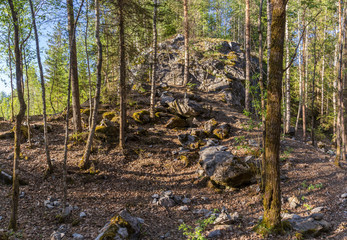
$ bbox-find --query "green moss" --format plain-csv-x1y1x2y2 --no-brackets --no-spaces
95,125,108,134
254,220,287,237
213,128,229,140
103,111,117,120
81,108,91,115
111,116,120,124
132,110,150,124
11,125,29,139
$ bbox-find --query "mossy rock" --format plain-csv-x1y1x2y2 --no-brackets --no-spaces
212,123,231,140
81,108,91,116
179,152,199,167
111,116,120,124
11,125,29,140
132,110,150,124
95,123,119,142
69,132,89,144
103,111,117,121
165,116,188,129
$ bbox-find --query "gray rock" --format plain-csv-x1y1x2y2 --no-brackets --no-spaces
168,98,204,118
63,206,73,217
341,193,347,198
117,228,129,238
162,190,173,197
248,139,260,147
0,216,2,220
46,204,54,209
327,150,335,156
310,213,324,221
79,212,87,218
19,192,25,198
158,196,176,207
72,233,84,239
199,146,255,187
288,196,300,209
311,207,324,213
50,231,65,240
152,194,159,199
207,229,221,238
182,197,191,204
178,205,189,211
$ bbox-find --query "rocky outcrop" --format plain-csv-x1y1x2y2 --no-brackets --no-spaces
131,35,260,108
199,146,256,188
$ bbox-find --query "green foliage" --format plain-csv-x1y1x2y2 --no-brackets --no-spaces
178,210,218,240
303,203,313,211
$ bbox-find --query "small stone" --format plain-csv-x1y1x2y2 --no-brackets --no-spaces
162,190,173,197
53,201,60,206
137,217,145,224
152,194,159,199
158,196,176,207
79,212,87,218
288,196,300,209
207,229,221,238
201,197,209,201
178,205,189,211
341,193,347,198
173,195,182,204
19,192,25,198
182,197,191,204
57,224,67,233
164,232,171,238
152,198,158,204
50,231,65,240
230,212,239,221
0,216,2,220
46,204,54,209
311,207,324,213
72,233,84,239
63,205,73,216
178,219,184,223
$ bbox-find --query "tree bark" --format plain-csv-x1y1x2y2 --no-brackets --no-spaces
245,0,251,112
8,0,27,231
284,4,290,134
29,0,53,173
321,14,326,121
258,0,266,191
23,50,31,148
295,3,302,135
302,11,307,141
66,0,82,133
183,0,189,86
266,0,272,88
263,0,286,230
80,0,102,169
8,28,14,122
150,0,158,119
85,0,93,130
311,22,317,146
119,0,127,150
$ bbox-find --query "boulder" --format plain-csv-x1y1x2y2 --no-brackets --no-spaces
95,210,142,240
199,146,256,187
95,119,119,142
213,123,231,140
168,98,204,118
165,116,188,129
132,110,150,124
203,119,218,135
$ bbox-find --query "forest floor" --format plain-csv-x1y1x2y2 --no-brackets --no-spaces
0,87,346,240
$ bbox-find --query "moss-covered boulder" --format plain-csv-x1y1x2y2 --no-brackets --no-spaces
95,119,119,142
203,118,218,135
132,110,150,124
165,116,188,129
213,123,231,140
0,131,14,140
103,111,117,121
95,209,143,240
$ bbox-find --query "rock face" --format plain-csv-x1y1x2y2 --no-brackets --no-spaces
131,35,260,108
199,146,256,187
168,98,205,118
95,210,143,240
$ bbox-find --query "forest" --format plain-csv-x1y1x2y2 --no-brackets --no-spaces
0,0,346,239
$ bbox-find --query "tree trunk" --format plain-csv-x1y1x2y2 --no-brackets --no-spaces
263,0,286,230
119,0,127,150
343,5,347,156
29,0,53,173
266,0,272,87
321,14,326,121
258,0,266,191
150,0,158,119
8,0,27,231
183,0,189,86
8,28,14,122
311,22,317,146
295,3,302,135
245,0,251,112
80,0,102,170
85,0,93,130
66,0,82,133
23,50,31,148
301,11,307,141
284,4,290,134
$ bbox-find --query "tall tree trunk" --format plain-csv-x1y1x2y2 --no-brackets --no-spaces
333,37,338,140
8,28,14,122
295,4,302,135
8,0,27,231
343,5,347,156
66,0,82,133
263,0,286,230
23,50,31,148
183,0,189,86
119,0,127,150
29,0,53,173
85,0,93,130
284,4,291,134
80,0,102,169
321,14,326,121
245,0,251,112
266,0,272,87
150,0,158,119
311,22,317,146
258,0,266,191
336,0,343,166
302,11,307,141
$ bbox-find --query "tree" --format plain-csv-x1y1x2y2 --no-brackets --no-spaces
262,0,286,230
8,0,27,231
150,0,158,119
80,0,102,169
119,0,127,150
183,0,189,86
284,4,291,134
66,0,83,133
245,0,251,112
29,0,53,173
